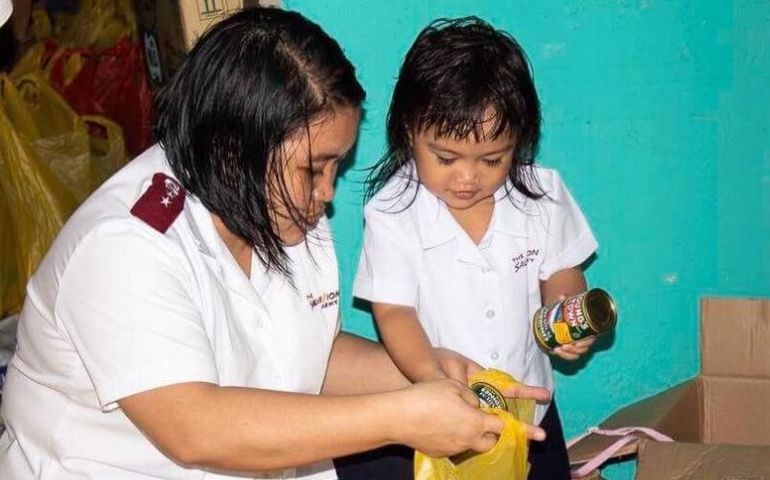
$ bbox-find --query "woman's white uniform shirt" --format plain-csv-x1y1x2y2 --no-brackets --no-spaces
0,0,12,27
354,166,597,423
0,145,341,479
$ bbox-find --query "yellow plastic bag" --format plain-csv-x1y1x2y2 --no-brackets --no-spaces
53,0,137,48
83,115,128,191
414,369,535,480
11,73,91,202
0,190,24,317
0,75,78,315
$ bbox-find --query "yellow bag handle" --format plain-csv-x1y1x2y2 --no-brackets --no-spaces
82,114,128,190
82,115,123,142
15,72,76,118
0,75,41,140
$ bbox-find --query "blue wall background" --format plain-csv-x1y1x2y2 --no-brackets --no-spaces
285,1,770,478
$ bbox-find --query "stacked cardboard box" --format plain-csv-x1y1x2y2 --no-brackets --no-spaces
569,298,770,479
133,0,280,91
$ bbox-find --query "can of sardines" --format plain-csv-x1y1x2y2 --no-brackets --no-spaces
467,369,534,422
533,288,617,350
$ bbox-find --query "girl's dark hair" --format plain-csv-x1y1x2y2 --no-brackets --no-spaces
366,16,542,203
156,7,365,278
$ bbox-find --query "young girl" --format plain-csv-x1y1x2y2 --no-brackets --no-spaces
353,17,598,479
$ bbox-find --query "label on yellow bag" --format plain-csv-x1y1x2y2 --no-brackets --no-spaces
414,369,534,479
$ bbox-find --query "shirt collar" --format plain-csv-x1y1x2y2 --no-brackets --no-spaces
491,182,537,239
415,180,532,250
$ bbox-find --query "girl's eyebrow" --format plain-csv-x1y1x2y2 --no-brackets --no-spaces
427,142,515,157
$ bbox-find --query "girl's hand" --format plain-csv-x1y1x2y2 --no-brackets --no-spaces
497,380,551,404
434,347,483,383
552,336,596,361
545,292,597,361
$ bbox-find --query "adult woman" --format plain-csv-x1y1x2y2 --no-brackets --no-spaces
0,7,546,479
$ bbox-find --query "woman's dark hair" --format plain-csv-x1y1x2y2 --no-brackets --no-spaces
366,16,542,203
156,7,365,277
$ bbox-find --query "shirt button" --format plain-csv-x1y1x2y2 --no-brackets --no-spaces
485,308,496,319
490,351,500,361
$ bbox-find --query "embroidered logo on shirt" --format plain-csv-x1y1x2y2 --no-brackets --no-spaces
130,173,186,233
306,290,339,310
512,249,540,274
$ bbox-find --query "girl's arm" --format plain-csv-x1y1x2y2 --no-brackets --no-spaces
322,331,410,394
540,267,587,307
373,302,446,382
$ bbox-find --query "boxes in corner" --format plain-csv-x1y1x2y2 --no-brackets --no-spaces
568,298,770,480
133,0,281,92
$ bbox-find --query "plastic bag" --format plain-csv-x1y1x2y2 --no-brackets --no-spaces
83,115,128,191
414,409,531,480
13,73,92,201
52,0,138,49
414,369,535,480
0,74,79,315
12,4,153,157
0,192,24,317
46,37,154,157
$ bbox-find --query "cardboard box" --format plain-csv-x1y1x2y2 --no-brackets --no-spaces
635,440,770,479
568,298,770,479
133,0,280,91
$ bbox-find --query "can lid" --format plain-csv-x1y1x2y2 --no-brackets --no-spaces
470,383,506,410
585,288,618,332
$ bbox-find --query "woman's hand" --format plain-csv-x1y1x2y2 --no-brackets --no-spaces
394,379,547,457
394,379,503,457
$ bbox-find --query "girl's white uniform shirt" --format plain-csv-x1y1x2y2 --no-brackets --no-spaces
0,145,341,479
354,166,597,423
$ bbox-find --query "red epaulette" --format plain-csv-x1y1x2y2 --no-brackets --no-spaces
130,173,186,233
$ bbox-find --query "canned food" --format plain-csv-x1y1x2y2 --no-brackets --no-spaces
533,288,617,350
467,369,534,422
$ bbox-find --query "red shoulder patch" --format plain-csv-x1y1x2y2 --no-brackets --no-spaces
130,173,186,233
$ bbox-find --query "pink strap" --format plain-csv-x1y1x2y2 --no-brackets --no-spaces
567,427,674,479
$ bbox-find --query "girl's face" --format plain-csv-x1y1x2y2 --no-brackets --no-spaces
271,106,360,245
411,120,515,213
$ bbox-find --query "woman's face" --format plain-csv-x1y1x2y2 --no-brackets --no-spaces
270,106,360,246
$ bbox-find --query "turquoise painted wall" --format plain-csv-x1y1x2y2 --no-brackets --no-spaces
285,1,770,478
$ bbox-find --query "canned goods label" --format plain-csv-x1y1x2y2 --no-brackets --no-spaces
532,289,617,350
470,382,506,410
563,295,591,333
533,306,559,350
553,321,572,344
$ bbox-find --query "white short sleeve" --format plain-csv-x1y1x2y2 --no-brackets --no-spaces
56,222,219,411
538,172,598,280
0,0,12,28
353,205,419,307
